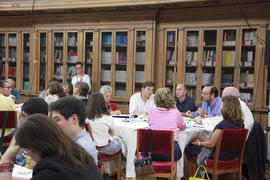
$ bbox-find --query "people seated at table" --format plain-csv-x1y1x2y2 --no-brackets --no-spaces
222,86,254,133
148,88,186,161
186,96,244,166
0,114,102,180
186,86,222,122
174,83,196,116
85,93,122,155
45,81,65,105
50,96,98,164
39,77,57,99
0,80,16,137
129,81,155,115
72,62,91,92
6,79,23,103
73,82,89,106
63,82,73,96
100,85,121,115
15,97,49,168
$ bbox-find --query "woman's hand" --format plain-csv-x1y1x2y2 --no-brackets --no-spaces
1,136,20,163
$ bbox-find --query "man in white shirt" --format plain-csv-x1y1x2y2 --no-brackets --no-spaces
129,81,155,115
50,96,98,164
71,62,91,92
222,86,254,133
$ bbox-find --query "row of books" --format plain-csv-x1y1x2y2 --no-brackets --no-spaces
186,51,198,64
40,64,46,79
0,35,5,46
222,50,235,66
102,34,112,46
240,93,252,104
100,69,144,83
54,66,63,79
54,35,63,47
54,49,63,63
136,32,145,46
221,73,234,86
167,50,175,65
115,89,126,97
203,50,215,62
187,88,196,98
240,71,254,88
116,51,127,64
185,72,197,85
241,50,254,63
166,69,174,84
86,51,92,63
1,67,16,77
187,32,198,46
68,34,77,46
23,63,29,78
68,51,77,63
167,32,175,46
243,31,256,45
8,36,16,46
202,73,214,86
116,34,127,46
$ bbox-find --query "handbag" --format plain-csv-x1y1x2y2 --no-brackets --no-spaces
189,165,210,180
134,129,155,176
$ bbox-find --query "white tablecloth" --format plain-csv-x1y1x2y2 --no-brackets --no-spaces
112,117,212,178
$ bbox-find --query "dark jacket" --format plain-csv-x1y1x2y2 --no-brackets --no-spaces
244,122,266,180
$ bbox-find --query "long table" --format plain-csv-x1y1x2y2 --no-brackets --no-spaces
112,117,212,179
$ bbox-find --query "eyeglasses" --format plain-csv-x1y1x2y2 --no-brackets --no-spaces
201,92,210,95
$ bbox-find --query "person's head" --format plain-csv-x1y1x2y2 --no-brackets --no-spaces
176,84,187,99
6,79,15,89
154,88,174,109
74,82,89,97
49,96,86,138
75,62,83,76
86,92,109,120
222,87,240,98
221,96,244,126
100,85,112,104
141,81,154,99
201,86,218,104
48,81,64,97
0,80,12,97
21,97,48,120
63,82,73,96
15,114,94,174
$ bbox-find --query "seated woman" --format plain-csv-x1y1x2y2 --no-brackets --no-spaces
62,82,73,96
86,93,122,155
148,88,186,161
187,96,244,165
0,114,102,180
100,85,121,115
45,81,65,105
73,82,89,106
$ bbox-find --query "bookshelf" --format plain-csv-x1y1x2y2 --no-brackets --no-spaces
38,32,48,92
84,31,93,90
67,32,78,82
8,33,17,84
53,32,64,83
0,33,5,80
22,33,30,91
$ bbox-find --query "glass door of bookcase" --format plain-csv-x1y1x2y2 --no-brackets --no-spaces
0,33,6,80
8,33,17,83
185,30,199,100
84,32,93,88
22,33,30,91
134,30,146,92
201,30,217,87
114,31,128,97
39,32,47,92
239,28,257,105
67,32,78,82
165,30,177,95
221,29,238,91
53,32,64,83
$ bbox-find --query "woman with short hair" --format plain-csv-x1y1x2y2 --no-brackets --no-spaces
100,85,121,115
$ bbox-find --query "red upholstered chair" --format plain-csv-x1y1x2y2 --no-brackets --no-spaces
136,128,177,179
85,123,122,180
189,129,248,180
0,111,17,148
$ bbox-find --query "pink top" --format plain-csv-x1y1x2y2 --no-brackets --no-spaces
148,107,186,141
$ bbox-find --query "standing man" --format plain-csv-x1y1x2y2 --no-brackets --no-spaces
174,83,195,116
49,96,97,164
71,62,91,92
129,81,155,115
186,86,222,119
6,79,23,103
222,87,254,133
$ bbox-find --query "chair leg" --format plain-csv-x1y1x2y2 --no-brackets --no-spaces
117,155,121,180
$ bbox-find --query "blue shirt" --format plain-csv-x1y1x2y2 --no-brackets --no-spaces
193,96,222,118
74,129,98,164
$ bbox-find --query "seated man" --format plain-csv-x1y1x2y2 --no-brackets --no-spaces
174,83,196,116
6,79,23,103
129,81,155,115
222,86,254,133
186,86,222,121
50,96,98,164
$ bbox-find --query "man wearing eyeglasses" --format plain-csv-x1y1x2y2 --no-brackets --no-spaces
186,85,222,120
0,80,16,136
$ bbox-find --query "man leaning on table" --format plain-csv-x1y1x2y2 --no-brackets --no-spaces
186,85,222,122
129,81,155,115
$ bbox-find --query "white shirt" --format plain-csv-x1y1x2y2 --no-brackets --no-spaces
239,98,254,134
129,92,155,114
71,74,91,91
86,115,114,147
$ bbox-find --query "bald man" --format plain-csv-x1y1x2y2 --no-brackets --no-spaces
6,79,23,103
222,87,254,133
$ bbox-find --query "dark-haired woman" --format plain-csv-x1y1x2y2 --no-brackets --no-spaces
86,93,121,155
0,114,102,180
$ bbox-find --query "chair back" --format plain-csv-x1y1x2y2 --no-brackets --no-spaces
0,111,17,129
137,128,174,154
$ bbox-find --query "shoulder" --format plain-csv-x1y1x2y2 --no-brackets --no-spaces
83,74,90,79
130,92,140,100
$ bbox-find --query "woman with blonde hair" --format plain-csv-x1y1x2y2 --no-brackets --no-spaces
148,87,186,161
